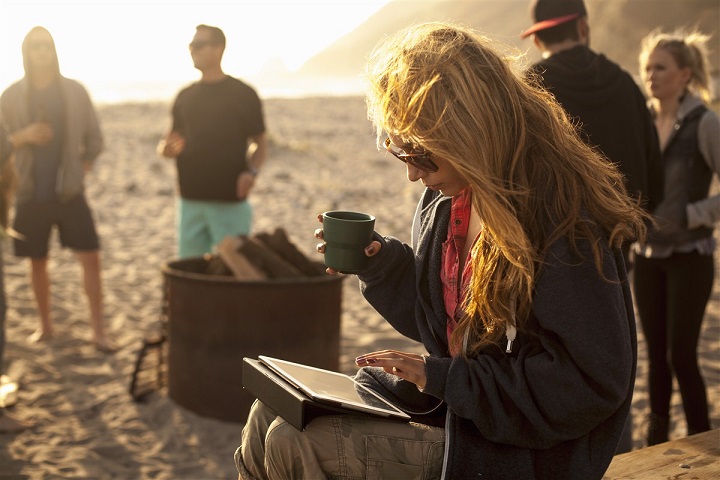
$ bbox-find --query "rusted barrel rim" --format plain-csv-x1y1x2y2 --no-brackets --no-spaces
162,260,346,286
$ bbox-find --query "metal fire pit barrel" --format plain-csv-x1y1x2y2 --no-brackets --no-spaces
162,257,344,423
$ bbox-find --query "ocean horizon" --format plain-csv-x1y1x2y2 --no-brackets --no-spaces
81,74,367,105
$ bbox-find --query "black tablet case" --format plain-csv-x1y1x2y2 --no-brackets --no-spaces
242,357,360,430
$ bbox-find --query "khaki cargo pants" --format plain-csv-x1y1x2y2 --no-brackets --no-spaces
236,400,445,479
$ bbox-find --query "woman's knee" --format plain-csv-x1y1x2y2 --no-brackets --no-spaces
265,419,304,455
240,401,281,479
244,400,276,433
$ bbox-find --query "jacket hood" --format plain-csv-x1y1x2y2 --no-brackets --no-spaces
21,26,61,82
534,45,627,108
677,93,705,120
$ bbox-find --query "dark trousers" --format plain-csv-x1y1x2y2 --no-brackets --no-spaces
0,243,5,374
633,250,713,433
616,242,633,453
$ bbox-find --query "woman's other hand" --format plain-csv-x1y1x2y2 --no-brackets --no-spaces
355,350,427,390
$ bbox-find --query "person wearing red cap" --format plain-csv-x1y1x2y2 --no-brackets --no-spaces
522,0,665,452
522,0,664,248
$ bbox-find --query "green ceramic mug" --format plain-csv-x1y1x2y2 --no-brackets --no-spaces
322,211,376,273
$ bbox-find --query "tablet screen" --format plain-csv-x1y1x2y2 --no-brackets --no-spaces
258,356,409,419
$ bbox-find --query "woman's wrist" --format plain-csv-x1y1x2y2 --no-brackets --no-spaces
416,354,429,392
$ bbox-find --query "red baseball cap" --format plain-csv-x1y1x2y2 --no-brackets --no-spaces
520,0,587,39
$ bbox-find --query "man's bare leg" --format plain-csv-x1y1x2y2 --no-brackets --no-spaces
28,257,52,342
75,250,115,352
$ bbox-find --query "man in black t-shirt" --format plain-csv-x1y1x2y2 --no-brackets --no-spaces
159,24,267,258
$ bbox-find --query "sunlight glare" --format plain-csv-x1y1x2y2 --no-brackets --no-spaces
0,0,389,102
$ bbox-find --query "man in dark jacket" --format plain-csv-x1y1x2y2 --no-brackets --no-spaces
523,0,663,233
522,0,663,453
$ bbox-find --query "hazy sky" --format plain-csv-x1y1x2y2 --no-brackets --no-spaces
0,0,389,101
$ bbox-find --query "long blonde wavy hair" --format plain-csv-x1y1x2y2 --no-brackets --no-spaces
365,22,647,354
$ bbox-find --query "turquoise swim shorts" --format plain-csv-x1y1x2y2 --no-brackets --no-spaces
178,198,252,258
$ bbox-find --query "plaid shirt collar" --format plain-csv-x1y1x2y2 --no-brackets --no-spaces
441,188,474,355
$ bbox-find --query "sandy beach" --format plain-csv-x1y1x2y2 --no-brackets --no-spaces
0,96,717,478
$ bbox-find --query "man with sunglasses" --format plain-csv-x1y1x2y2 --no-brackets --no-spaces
159,24,267,258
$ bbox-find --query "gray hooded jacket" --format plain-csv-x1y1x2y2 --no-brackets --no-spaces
356,188,636,479
0,77,103,204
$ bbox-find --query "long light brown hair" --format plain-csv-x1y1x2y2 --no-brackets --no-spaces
365,22,647,354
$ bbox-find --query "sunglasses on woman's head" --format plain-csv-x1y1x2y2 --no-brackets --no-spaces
384,137,439,173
